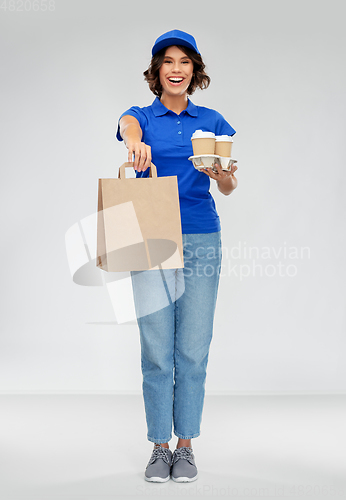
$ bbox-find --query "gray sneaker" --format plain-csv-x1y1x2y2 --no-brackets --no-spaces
171,446,198,482
144,445,173,482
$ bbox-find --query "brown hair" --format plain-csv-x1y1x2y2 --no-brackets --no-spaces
143,45,210,97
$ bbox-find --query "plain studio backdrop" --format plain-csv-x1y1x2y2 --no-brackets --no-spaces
0,0,345,395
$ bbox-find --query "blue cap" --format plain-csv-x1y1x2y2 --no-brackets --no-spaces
152,29,200,57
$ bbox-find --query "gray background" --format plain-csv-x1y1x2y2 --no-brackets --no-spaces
1,0,345,394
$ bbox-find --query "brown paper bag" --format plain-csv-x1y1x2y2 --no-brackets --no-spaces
96,162,184,272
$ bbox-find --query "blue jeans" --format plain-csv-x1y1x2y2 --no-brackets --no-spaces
131,231,222,443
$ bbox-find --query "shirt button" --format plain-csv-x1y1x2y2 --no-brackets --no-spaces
177,121,181,124
178,131,182,135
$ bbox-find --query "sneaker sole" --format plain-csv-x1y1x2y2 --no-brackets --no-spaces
145,475,170,482
171,473,198,483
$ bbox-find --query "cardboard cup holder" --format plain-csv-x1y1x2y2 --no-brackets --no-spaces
188,155,237,172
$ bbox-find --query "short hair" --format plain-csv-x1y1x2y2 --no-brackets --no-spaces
143,45,210,97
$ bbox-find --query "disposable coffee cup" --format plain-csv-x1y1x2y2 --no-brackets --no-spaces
215,135,233,157
191,130,216,155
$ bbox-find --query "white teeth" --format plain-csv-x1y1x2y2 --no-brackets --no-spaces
169,78,183,82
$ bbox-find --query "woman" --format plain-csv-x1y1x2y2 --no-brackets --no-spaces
116,29,238,483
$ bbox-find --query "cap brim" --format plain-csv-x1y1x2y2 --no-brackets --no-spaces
152,38,200,56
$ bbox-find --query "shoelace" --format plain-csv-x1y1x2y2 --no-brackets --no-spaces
172,446,195,465
146,446,171,468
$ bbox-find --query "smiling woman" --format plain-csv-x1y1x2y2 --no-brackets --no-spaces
159,47,194,105
159,48,193,96
144,44,210,103
115,29,238,484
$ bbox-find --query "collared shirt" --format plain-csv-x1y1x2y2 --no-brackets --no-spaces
116,97,236,234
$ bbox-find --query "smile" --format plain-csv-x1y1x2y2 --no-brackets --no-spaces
168,77,185,85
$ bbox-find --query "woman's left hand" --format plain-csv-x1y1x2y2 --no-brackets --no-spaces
201,162,238,196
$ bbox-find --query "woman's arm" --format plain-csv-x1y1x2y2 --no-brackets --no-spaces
118,115,152,171
202,162,238,196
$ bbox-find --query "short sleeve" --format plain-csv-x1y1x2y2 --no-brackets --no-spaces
214,110,236,137
116,106,148,142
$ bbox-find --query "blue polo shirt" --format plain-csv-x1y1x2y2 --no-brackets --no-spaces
116,97,236,234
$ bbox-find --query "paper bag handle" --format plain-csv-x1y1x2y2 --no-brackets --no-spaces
118,162,157,179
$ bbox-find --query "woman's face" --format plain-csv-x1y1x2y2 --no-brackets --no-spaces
159,46,194,98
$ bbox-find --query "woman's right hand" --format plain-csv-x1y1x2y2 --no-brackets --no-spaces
127,141,152,172
119,115,152,172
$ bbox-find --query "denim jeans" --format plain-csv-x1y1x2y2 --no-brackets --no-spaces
131,231,222,443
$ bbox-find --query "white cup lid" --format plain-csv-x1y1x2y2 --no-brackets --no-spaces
215,135,233,142
191,130,215,139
